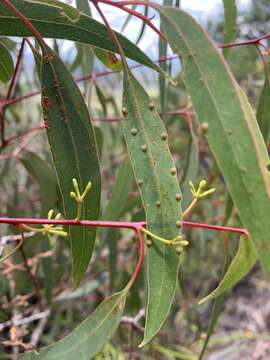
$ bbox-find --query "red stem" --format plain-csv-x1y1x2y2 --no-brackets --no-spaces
128,228,145,286
2,124,44,147
98,0,167,40
6,38,26,100
0,217,249,236
3,55,179,109
219,33,270,49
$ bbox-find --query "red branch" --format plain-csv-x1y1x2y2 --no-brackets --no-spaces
219,33,270,49
0,217,249,236
2,55,179,110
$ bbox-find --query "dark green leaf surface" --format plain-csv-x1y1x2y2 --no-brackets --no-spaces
0,41,14,83
158,6,270,278
200,236,257,303
257,73,270,143
39,46,101,288
0,0,166,76
20,291,126,359
75,0,91,16
122,69,182,346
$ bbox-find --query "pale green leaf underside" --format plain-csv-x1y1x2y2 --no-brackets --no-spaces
200,236,257,304
157,5,270,278
20,291,126,359
122,69,182,346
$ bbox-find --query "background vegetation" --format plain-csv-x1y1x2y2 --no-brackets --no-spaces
1,0,270,359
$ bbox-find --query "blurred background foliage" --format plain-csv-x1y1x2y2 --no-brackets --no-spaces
0,0,270,359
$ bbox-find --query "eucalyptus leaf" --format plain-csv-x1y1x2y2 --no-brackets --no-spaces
0,0,167,77
157,5,270,278
20,290,127,359
36,46,101,287
122,68,182,346
0,41,14,83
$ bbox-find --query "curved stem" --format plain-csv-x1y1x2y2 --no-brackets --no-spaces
125,227,145,290
0,217,249,236
182,197,198,219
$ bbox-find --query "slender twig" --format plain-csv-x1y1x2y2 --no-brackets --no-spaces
6,39,26,101
0,309,50,332
2,124,44,148
97,0,167,40
2,54,179,110
0,217,249,236
219,33,270,49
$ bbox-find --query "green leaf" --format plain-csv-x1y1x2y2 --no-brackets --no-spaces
93,48,122,71
0,0,166,77
199,236,257,304
36,46,101,288
95,84,108,116
122,69,182,346
76,0,91,16
222,0,237,57
157,6,270,278
257,73,270,143
0,41,14,83
20,290,127,359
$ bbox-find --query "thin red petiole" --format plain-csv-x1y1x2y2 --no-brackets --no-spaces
97,0,167,40
6,38,26,101
128,228,145,286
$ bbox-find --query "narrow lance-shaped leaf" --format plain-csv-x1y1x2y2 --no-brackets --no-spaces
257,72,270,143
20,290,127,359
0,0,167,77
0,41,14,83
36,46,101,288
222,0,237,57
157,6,270,278
76,0,91,15
199,236,257,304
122,69,182,346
